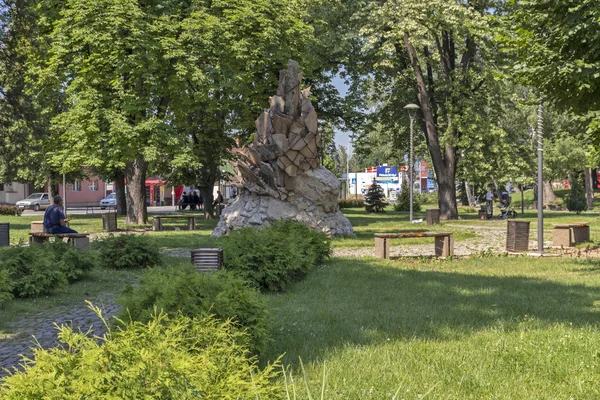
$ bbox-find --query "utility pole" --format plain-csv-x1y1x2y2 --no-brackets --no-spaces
537,98,544,253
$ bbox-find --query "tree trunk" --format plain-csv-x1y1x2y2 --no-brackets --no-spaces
465,181,476,207
115,169,126,216
404,33,458,219
543,180,556,206
125,158,148,224
584,167,594,210
199,186,215,219
437,167,458,219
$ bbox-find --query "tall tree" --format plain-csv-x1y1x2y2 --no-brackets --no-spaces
348,0,496,219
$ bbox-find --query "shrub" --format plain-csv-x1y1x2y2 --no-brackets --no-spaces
0,308,283,399
118,264,269,353
94,234,161,269
221,220,331,293
566,175,587,214
364,178,388,212
394,182,422,212
0,243,97,299
338,198,365,208
0,205,22,216
0,269,14,307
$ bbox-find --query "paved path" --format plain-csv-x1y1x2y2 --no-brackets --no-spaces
0,294,119,378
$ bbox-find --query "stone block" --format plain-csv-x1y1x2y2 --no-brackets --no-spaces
272,114,293,136
272,133,289,153
291,137,307,151
285,163,298,177
255,112,271,145
304,109,318,134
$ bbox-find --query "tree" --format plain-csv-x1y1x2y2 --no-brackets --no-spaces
505,0,600,134
394,181,421,212
566,173,587,214
345,0,500,219
364,178,387,212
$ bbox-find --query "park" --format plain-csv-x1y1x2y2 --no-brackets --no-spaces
1,0,600,398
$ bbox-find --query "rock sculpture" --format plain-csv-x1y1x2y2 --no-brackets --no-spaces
212,60,354,237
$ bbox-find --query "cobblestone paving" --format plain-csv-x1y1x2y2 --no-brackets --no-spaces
0,295,120,378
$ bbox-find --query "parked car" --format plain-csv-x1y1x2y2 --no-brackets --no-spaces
99,193,117,209
15,193,51,211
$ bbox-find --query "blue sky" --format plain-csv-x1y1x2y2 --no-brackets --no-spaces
331,74,352,152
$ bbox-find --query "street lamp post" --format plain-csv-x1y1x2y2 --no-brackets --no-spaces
404,103,420,222
536,98,544,253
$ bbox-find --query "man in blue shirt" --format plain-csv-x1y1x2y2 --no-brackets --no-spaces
43,196,78,234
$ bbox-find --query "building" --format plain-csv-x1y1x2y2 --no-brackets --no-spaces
0,182,27,205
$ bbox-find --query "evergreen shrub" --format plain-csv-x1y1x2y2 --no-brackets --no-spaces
394,182,422,212
0,310,283,399
221,220,331,293
0,205,22,216
364,179,388,212
94,234,161,269
118,264,269,353
338,198,365,208
566,175,587,214
0,243,97,300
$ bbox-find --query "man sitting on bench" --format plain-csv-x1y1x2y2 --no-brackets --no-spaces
43,195,78,234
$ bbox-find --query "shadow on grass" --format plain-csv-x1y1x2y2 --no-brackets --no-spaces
264,258,600,365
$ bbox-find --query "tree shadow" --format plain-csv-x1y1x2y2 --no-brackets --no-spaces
264,258,600,365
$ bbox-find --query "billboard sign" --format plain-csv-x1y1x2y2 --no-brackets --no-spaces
376,166,399,184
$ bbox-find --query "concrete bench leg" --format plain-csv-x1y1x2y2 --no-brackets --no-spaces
375,237,390,259
30,236,47,245
572,226,590,244
152,218,162,231
71,237,90,250
435,236,454,257
187,218,196,230
552,228,572,247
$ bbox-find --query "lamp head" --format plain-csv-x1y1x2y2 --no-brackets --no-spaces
404,103,420,118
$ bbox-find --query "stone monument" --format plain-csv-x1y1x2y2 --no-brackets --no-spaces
212,60,354,237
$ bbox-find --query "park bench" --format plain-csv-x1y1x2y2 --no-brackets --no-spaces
552,223,590,247
29,232,90,250
374,232,454,259
152,215,196,231
190,248,223,272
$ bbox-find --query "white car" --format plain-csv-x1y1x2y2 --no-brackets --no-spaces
16,193,51,211
99,193,117,209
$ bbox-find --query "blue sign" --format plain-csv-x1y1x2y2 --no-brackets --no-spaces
351,178,356,184
376,166,399,184
427,179,435,189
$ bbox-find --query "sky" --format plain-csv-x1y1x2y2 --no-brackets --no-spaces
330,74,353,153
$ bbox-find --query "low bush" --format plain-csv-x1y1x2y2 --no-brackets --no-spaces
0,308,283,399
221,220,331,293
0,269,14,307
118,264,269,353
0,243,97,299
0,205,22,216
394,182,422,212
94,234,161,269
338,197,365,209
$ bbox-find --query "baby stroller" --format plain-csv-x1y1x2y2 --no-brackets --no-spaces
497,191,517,219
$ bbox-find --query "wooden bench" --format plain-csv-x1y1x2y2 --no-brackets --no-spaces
375,232,454,259
152,215,197,231
552,223,590,247
29,233,90,250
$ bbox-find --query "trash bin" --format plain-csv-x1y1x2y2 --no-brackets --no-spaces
506,220,530,252
0,222,9,247
102,212,117,232
426,209,440,225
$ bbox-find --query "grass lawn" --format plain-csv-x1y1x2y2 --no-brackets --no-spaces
264,256,600,398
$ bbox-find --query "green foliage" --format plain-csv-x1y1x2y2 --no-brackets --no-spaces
0,206,22,216
0,308,283,399
394,182,421,212
94,234,161,269
338,198,365,209
566,175,587,215
364,178,387,213
221,220,331,293
0,268,14,307
118,264,269,353
0,243,96,299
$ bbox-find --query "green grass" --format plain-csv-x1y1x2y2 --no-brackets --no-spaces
263,256,600,398
0,213,219,248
